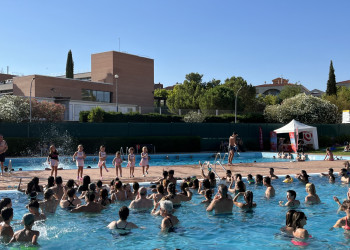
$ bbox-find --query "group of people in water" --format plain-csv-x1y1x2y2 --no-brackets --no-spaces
0,159,350,246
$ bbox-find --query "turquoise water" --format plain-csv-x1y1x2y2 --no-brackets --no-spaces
1,175,350,249
3,153,294,171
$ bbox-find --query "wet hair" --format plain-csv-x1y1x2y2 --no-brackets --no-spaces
270,168,274,172
23,213,35,227
209,172,215,180
341,200,350,211
247,174,253,180
340,168,348,177
0,198,11,211
115,181,123,189
86,192,95,202
88,183,96,191
236,180,246,192
301,170,309,182
119,206,129,220
47,176,55,188
160,200,173,214
28,200,40,210
305,183,316,195
202,179,211,189
133,182,140,194
256,174,263,184
66,179,75,189
285,175,291,179
219,184,228,198
264,176,271,185
235,174,242,181
32,177,41,192
26,181,35,194
55,176,62,185
226,170,232,175
79,176,91,192
245,191,254,208
44,189,54,200
167,182,176,196
1,207,13,221
205,189,212,200
110,179,115,187
292,211,307,230
97,180,103,188
285,210,296,227
287,190,296,199
100,189,109,200
169,170,174,175
329,168,334,173
157,184,165,195
67,188,76,198
180,182,188,195
162,171,169,178
192,179,199,189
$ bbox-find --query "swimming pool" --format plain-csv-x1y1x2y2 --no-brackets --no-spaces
1,152,319,171
2,175,350,249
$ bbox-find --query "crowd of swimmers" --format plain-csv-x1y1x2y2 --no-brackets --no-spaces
1,160,350,246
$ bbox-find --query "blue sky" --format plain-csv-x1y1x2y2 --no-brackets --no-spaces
1,0,349,91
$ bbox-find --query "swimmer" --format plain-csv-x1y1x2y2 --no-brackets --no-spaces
283,175,293,183
228,179,246,195
321,168,335,183
305,183,321,205
247,174,255,185
112,151,123,178
201,189,213,205
98,145,109,180
255,174,263,185
124,183,133,200
148,184,165,203
9,213,39,245
78,175,91,192
333,201,350,229
39,189,59,214
51,176,64,200
98,189,112,206
168,170,177,185
280,210,296,235
71,192,103,213
263,177,275,198
132,182,140,199
60,188,81,210
340,168,350,183
28,200,46,221
0,198,12,222
292,211,309,239
221,170,233,183
47,145,59,178
0,207,14,243
111,181,128,201
73,144,86,181
160,200,179,232
107,206,138,234
207,184,233,214
279,190,300,207
269,168,279,179
286,153,293,159
44,176,55,190
233,190,257,209
140,146,150,177
198,179,212,195
127,147,135,178
129,187,153,210
189,178,199,190
296,170,309,184
164,182,192,206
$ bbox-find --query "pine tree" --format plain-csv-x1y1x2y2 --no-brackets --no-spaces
326,60,337,96
66,50,74,78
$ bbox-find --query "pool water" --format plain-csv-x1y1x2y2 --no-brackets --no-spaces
1,175,350,249
4,153,293,171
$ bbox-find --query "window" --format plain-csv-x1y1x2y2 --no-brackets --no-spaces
82,89,111,103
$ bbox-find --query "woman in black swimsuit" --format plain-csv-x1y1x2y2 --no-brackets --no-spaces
107,206,138,234
160,200,179,232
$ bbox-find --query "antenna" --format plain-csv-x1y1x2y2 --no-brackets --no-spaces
119,37,120,51
7,66,9,74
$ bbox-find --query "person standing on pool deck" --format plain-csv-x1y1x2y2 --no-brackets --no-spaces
98,145,109,180
140,146,150,177
0,134,8,176
73,144,86,181
112,151,123,178
127,147,135,178
228,132,238,165
47,145,59,178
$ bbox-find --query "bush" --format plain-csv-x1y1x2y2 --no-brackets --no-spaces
79,111,90,122
88,107,104,122
184,111,205,123
204,113,265,123
0,95,30,123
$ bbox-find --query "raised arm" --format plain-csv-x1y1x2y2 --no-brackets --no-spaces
233,193,244,208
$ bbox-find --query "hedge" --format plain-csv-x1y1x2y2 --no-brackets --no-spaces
204,113,265,123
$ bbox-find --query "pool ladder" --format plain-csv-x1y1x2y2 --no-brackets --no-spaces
202,159,227,179
120,147,128,162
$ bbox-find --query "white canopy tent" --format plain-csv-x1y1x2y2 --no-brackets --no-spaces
274,119,319,150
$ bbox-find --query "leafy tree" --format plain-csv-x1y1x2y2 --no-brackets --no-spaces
278,85,303,100
0,95,29,122
66,50,74,79
154,89,170,98
264,93,339,124
255,94,279,112
202,79,221,89
88,106,104,122
185,72,203,84
199,86,235,110
326,60,337,96
183,111,205,123
323,86,350,112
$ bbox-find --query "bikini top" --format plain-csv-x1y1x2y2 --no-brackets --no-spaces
66,199,76,210
166,216,176,232
344,217,350,230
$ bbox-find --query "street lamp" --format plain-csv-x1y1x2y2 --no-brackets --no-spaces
29,77,35,122
235,85,243,124
114,74,119,112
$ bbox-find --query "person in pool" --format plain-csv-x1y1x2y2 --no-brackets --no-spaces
283,175,293,183
340,168,350,184
296,170,309,184
201,189,213,205
0,198,12,222
0,207,14,243
228,179,246,195
60,188,81,210
168,170,177,185
148,184,165,203
111,181,128,202
129,187,153,210
198,179,212,195
71,192,103,213
305,183,321,205
292,211,309,239
159,200,179,232
98,189,112,207
39,189,59,214
207,184,233,214
263,177,275,198
333,200,350,229
280,209,296,235
10,213,39,245
221,170,233,183
233,190,256,209
247,174,255,185
50,176,64,200
108,206,138,234
279,190,300,207
269,168,279,179
28,200,46,221
255,174,263,185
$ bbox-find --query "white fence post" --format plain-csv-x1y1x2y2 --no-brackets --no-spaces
179,109,181,116
216,109,219,116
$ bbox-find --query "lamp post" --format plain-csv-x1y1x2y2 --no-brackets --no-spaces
234,85,243,124
29,77,35,122
114,74,119,112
